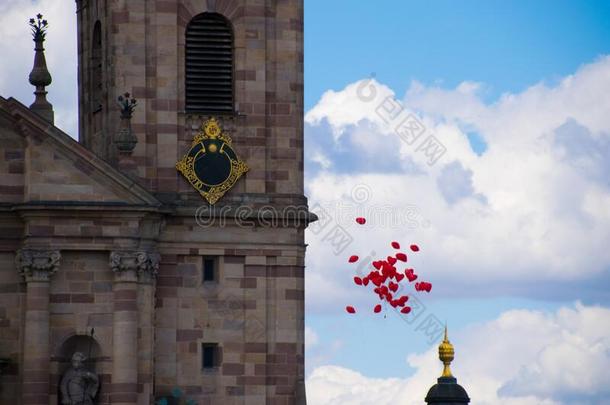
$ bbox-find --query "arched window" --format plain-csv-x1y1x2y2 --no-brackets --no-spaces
91,20,102,112
185,13,234,113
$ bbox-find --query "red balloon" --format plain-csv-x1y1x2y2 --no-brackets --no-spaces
356,217,366,225
342,241,431,315
405,269,418,282
381,264,392,277
415,282,432,292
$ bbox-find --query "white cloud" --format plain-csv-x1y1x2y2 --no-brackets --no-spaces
311,151,333,170
0,0,78,137
305,57,610,308
305,79,398,140
306,303,610,405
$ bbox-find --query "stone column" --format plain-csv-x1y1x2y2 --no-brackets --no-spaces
109,251,157,404
15,249,60,405
137,253,159,404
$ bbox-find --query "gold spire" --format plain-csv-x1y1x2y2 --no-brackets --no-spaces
438,325,455,378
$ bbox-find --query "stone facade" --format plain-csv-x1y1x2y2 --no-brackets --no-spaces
76,0,304,198
0,0,309,403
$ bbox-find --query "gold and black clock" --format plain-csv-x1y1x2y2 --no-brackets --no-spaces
176,118,248,204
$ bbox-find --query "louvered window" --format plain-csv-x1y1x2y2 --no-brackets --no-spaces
185,13,234,113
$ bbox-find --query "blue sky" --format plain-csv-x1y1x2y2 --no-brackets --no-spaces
305,0,610,110
303,2,610,403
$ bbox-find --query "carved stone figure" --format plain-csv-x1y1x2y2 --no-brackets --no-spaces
59,352,99,405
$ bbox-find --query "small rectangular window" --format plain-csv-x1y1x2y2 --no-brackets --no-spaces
202,343,219,370
203,257,217,282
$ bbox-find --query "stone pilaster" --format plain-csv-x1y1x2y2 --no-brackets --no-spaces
15,249,60,405
109,251,157,404
137,252,158,405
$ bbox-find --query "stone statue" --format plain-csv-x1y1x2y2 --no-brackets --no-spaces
60,352,99,405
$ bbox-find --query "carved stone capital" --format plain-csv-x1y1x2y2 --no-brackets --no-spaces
16,249,61,282
109,251,159,283
136,251,160,284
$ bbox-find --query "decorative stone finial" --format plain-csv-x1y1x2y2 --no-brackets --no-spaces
438,325,454,378
28,14,54,124
115,92,138,153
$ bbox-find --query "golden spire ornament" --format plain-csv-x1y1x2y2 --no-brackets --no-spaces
438,325,455,378
425,325,471,404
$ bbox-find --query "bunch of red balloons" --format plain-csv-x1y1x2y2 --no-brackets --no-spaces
345,217,432,315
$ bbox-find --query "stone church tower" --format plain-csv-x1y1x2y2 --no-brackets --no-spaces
0,1,310,404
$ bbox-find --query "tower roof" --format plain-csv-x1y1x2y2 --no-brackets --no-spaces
425,326,470,404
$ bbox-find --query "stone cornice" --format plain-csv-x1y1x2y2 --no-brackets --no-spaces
15,249,61,282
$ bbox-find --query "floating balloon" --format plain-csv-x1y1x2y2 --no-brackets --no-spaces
343,218,430,317
415,281,432,292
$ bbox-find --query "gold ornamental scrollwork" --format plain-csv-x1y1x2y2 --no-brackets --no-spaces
176,118,248,205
